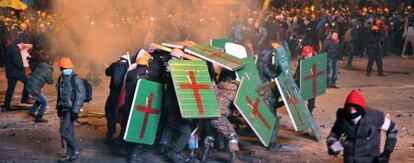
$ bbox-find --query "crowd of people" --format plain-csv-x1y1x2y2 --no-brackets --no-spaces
0,0,409,163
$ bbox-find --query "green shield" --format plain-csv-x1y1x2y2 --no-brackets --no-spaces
234,77,277,147
124,79,163,145
300,53,327,100
274,48,321,141
184,44,247,71
210,38,233,49
235,56,262,86
169,60,220,119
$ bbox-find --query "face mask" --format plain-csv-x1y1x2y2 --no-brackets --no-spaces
345,105,365,122
352,115,362,125
62,69,73,76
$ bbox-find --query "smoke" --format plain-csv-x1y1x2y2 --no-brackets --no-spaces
49,0,256,64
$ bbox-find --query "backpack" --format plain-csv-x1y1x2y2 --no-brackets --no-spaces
70,74,93,103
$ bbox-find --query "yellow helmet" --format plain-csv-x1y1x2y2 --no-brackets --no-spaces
271,42,280,49
135,50,152,67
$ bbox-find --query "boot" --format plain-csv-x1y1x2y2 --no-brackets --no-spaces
69,151,81,161
35,119,48,123
159,145,170,154
58,155,71,162
229,151,237,163
104,133,113,145
186,150,200,163
201,136,215,162
201,146,211,162
129,145,145,163
167,151,186,163
58,150,73,162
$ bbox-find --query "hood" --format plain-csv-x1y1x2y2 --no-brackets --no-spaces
344,90,367,111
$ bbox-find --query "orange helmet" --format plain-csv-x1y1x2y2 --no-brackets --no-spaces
371,25,380,31
58,57,74,69
302,45,313,58
375,19,382,25
135,51,151,67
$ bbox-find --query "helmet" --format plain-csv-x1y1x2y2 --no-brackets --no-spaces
371,25,380,31
302,45,313,58
271,42,280,49
135,52,151,67
58,57,74,69
375,19,382,25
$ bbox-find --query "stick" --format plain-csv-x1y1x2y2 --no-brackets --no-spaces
60,116,65,149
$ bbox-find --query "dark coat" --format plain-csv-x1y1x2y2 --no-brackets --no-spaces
123,65,149,113
4,45,26,79
27,62,53,94
148,51,166,83
328,108,385,163
105,60,129,90
56,73,85,113
366,31,382,50
257,49,281,82
322,39,344,59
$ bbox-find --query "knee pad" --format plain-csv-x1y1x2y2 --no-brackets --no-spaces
227,133,239,152
227,133,238,144
204,136,215,148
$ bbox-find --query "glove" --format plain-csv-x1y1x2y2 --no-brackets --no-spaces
378,151,391,163
71,112,79,121
328,141,343,156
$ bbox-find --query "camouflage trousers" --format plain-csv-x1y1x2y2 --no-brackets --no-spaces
207,116,239,152
209,116,236,138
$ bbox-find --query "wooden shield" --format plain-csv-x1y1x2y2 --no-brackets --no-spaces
124,79,163,145
274,48,321,141
169,60,220,119
234,77,277,147
161,41,196,49
300,53,327,100
184,44,247,71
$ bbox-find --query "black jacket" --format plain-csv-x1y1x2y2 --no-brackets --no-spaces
4,45,26,79
257,49,281,82
56,73,85,113
366,31,382,50
27,62,53,94
105,60,129,90
123,65,149,113
322,39,344,59
327,108,397,163
148,50,166,83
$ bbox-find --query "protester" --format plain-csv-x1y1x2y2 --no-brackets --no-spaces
56,57,85,162
327,90,398,163
401,16,414,57
321,32,343,88
26,54,53,123
2,41,32,112
366,25,385,77
294,45,316,114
